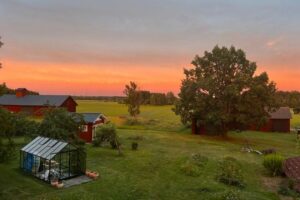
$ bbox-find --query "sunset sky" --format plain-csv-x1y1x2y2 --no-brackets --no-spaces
0,0,299,95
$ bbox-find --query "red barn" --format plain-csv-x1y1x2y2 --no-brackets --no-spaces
192,107,292,134
0,88,77,115
79,113,106,143
250,107,292,133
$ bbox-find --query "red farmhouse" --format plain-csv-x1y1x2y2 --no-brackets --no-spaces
192,107,292,134
79,113,106,143
0,88,77,115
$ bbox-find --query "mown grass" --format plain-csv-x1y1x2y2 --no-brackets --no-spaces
291,113,300,129
1,100,300,200
77,100,184,132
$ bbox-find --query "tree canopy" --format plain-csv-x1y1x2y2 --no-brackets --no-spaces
174,46,277,135
39,108,85,145
124,82,141,118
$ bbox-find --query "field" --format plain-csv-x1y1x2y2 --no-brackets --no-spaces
1,100,300,200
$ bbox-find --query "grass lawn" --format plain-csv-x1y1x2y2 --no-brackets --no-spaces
1,100,300,200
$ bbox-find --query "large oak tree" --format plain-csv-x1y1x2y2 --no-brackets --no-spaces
174,46,277,135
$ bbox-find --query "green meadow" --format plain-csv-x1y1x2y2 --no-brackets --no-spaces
1,100,300,200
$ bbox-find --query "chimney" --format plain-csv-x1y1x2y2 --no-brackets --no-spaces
15,88,28,98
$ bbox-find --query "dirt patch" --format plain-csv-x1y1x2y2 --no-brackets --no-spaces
261,177,294,200
262,176,283,192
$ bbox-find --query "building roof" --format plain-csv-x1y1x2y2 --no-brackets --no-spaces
81,113,104,123
0,94,73,106
269,107,292,119
21,136,69,160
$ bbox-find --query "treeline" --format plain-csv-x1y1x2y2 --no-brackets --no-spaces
0,83,39,96
139,91,177,105
74,96,126,102
74,91,177,106
276,91,300,113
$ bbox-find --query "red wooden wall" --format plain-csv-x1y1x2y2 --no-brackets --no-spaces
61,97,77,112
79,123,93,143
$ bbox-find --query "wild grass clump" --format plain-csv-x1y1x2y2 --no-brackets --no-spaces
191,153,208,167
132,142,138,150
125,117,141,126
180,153,208,177
277,179,300,198
263,154,284,176
219,190,242,200
217,157,245,188
180,161,202,177
127,135,144,141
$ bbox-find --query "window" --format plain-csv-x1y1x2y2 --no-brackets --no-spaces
81,125,88,132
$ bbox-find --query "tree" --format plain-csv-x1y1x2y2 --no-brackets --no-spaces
166,91,177,105
139,90,151,104
275,91,300,112
174,46,277,136
0,108,16,163
123,82,141,118
39,108,85,145
150,93,167,105
0,37,3,68
0,83,15,96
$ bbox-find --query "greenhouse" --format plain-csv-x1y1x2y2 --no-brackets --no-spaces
20,136,86,183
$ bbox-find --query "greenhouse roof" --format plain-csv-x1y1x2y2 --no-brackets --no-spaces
21,136,68,160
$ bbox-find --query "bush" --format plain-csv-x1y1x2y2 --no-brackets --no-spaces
0,139,15,163
132,142,138,150
180,161,202,177
93,123,120,149
217,157,245,188
92,137,102,147
263,154,284,176
191,153,208,167
220,190,242,200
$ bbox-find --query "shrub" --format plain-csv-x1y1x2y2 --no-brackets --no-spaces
93,123,120,149
92,137,102,147
180,161,201,177
0,139,15,163
220,190,242,200
217,157,245,188
132,142,138,150
263,154,284,176
191,153,208,167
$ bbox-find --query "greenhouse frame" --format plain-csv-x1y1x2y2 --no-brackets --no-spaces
20,136,86,183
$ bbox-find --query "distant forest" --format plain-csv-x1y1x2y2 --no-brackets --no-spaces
276,91,300,113
2,83,300,109
75,90,177,105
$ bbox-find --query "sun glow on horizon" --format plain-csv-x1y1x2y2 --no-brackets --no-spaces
0,59,184,96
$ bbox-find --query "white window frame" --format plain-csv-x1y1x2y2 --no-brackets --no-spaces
82,125,88,132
